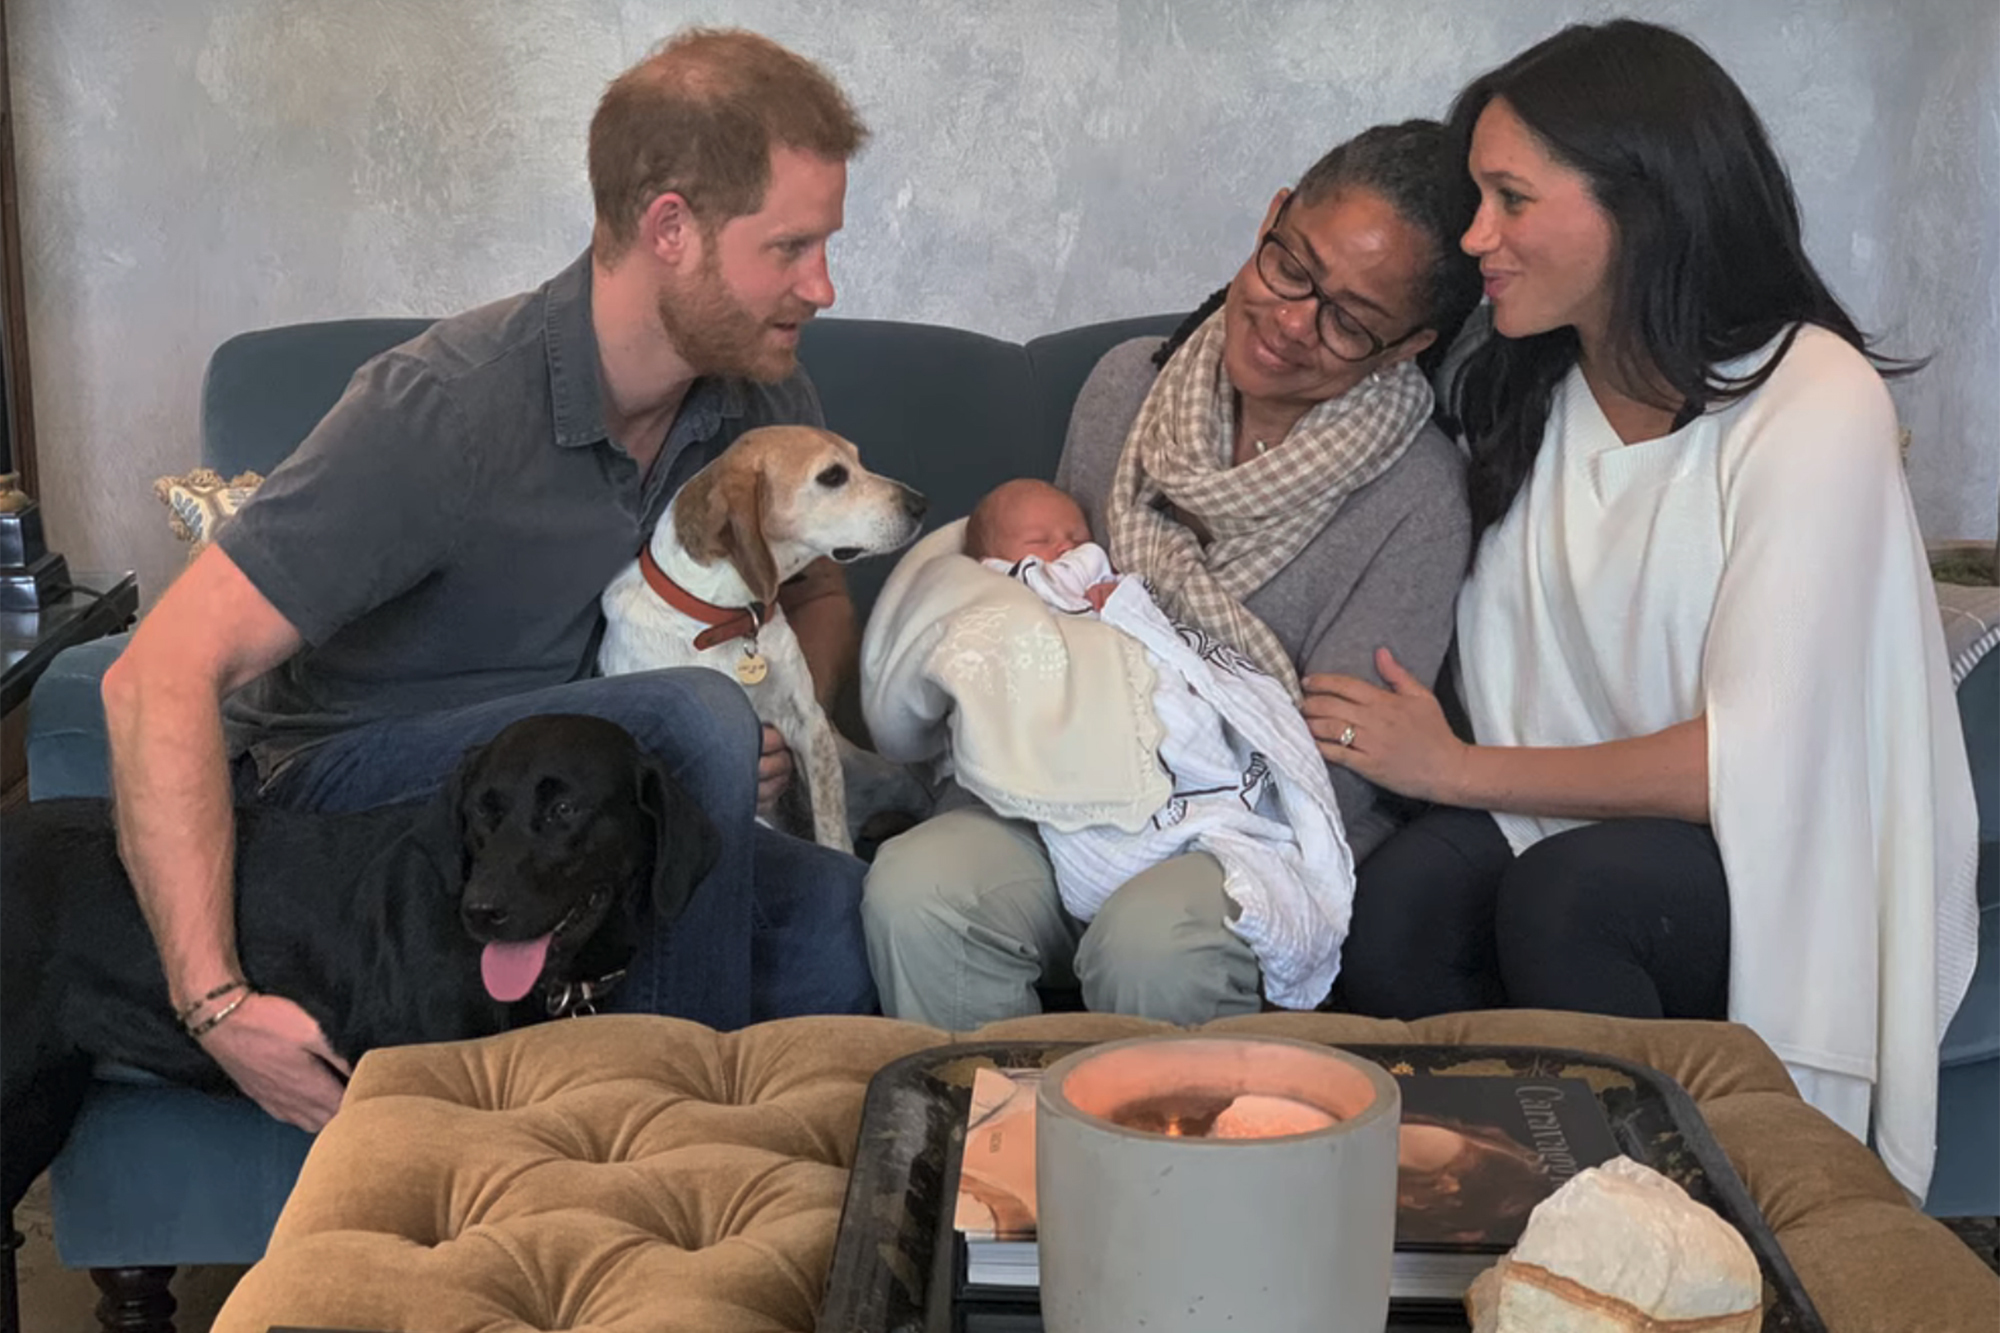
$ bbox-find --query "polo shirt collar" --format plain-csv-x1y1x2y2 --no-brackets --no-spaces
544,250,608,451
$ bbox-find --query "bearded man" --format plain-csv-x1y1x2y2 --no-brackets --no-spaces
101,28,877,1134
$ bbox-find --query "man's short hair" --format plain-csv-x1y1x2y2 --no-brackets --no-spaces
588,28,868,259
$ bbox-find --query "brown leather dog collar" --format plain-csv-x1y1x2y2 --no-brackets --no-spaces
639,545,771,650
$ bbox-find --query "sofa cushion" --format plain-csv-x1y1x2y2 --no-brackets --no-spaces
1938,643,1997,1072
1023,313,1182,454
153,466,263,558
203,318,434,479
23,633,128,801
49,1078,313,1267
212,1011,1999,1333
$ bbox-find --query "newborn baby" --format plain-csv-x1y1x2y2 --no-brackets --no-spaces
963,478,1123,614
926,476,1356,1010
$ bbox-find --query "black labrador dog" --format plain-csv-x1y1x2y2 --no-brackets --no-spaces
0,713,717,1213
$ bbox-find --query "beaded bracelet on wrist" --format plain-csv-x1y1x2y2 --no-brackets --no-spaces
174,978,246,1025
185,991,251,1039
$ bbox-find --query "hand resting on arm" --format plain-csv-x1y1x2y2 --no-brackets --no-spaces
1302,647,1709,825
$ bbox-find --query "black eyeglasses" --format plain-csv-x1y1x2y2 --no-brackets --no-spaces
1254,197,1426,363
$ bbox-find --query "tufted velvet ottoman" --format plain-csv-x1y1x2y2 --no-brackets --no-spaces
214,1011,1998,1333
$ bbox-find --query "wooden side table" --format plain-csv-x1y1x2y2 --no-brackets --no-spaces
0,569,137,807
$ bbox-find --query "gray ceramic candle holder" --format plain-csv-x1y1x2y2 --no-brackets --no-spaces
1036,1033,1402,1333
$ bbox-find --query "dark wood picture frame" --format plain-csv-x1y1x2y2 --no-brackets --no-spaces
0,2,36,499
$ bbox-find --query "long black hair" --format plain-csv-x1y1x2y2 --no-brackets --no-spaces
1153,119,1483,392
1447,19,1918,546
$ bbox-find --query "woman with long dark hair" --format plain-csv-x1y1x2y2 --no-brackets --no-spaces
1307,20,1977,1200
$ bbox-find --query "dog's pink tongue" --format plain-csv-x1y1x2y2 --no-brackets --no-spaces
481,934,554,1003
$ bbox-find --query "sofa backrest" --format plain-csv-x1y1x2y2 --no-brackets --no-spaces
798,312,1178,615
203,318,437,481
201,311,1182,621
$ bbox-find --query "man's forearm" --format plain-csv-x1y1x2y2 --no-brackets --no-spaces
104,666,244,1006
100,545,305,1009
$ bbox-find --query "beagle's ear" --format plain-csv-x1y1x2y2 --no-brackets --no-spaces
673,464,729,564
720,469,781,606
673,465,780,604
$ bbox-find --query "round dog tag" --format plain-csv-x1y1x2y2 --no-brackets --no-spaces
735,650,769,685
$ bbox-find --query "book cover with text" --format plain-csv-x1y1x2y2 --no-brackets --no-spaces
1392,1071,1621,1252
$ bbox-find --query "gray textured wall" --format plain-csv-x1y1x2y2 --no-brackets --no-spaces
15,0,1998,609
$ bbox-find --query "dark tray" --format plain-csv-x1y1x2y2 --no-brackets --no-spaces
817,1041,1827,1333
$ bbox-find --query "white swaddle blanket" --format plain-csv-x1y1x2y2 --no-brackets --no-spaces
867,526,1355,1008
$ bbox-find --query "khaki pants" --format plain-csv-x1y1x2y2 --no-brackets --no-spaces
861,805,1263,1030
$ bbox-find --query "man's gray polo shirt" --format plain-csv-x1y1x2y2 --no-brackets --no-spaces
218,250,823,778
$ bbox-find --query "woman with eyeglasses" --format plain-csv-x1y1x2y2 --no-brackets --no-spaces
1309,21,1976,1199
863,120,1483,1030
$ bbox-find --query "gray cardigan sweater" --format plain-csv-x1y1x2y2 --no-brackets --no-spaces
1054,337,1472,859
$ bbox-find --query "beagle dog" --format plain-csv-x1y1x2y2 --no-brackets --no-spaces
599,425,927,852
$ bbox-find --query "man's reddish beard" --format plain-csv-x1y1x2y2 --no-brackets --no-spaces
656,246,813,384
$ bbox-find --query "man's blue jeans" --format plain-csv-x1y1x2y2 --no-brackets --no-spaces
244,667,876,1028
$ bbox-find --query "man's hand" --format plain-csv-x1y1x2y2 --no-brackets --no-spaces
757,724,795,818
197,992,352,1132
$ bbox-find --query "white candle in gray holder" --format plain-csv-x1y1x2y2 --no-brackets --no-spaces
1036,1033,1401,1333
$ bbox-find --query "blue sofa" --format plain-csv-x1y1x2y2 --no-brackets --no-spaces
21,310,1999,1328
1933,639,2000,1217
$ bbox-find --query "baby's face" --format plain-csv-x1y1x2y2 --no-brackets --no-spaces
991,488,1092,563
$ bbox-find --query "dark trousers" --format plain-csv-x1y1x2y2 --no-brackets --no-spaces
1336,806,1730,1021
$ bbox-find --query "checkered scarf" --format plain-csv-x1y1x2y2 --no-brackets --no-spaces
1105,309,1433,701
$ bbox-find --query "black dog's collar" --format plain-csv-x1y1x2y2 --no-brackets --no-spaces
542,968,627,1019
